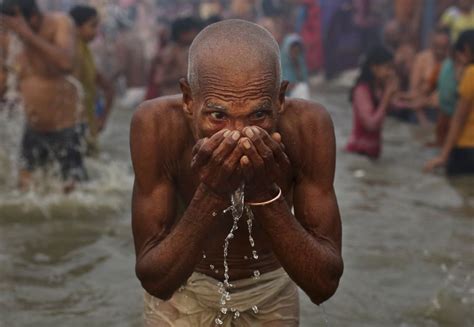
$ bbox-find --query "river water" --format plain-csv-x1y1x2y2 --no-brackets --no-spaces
0,82,472,327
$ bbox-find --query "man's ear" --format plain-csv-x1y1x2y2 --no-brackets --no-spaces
278,80,289,113
179,78,194,117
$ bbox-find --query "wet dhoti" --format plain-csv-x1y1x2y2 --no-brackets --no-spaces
143,268,299,326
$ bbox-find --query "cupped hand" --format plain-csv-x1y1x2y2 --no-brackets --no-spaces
238,126,291,202
191,129,244,198
0,11,33,39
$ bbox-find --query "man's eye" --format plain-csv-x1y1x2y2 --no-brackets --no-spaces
252,111,269,119
210,112,227,120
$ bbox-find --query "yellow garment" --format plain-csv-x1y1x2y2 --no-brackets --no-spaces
75,39,98,137
457,65,474,147
441,7,474,42
143,268,299,327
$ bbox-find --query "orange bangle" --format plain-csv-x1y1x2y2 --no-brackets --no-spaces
246,187,282,206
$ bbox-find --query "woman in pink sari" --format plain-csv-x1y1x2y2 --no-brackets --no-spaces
346,46,398,159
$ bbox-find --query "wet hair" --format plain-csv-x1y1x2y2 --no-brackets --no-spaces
350,45,393,103
69,5,98,27
171,17,201,42
1,0,39,19
454,29,474,63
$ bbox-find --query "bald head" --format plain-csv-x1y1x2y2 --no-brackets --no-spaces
187,19,281,96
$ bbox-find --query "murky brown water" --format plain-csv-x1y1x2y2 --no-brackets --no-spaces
0,83,472,326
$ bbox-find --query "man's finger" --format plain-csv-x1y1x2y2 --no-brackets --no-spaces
192,129,228,168
192,137,207,157
240,155,253,182
239,137,265,173
243,127,274,168
210,130,241,165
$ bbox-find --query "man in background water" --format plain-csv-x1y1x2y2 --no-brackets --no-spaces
0,0,86,191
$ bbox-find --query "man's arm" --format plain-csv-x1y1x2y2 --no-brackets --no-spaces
242,106,343,305
131,102,241,300
95,72,115,131
424,97,472,171
1,13,75,73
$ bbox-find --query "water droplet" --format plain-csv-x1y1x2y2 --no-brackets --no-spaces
252,250,259,259
202,252,207,259
217,282,223,288
225,293,231,301
210,264,215,270
249,236,255,247
253,270,260,279
221,307,228,314
227,233,234,240
233,311,240,319
220,298,226,305
252,305,259,314
212,211,218,217
244,256,248,260
215,317,224,325
215,269,219,273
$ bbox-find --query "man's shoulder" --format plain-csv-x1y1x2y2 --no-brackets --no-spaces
45,12,73,24
280,98,334,153
133,95,187,129
282,98,333,131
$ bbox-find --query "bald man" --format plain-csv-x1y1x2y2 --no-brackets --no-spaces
130,20,343,326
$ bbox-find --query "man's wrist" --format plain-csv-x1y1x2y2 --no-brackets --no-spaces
245,183,280,203
197,183,230,203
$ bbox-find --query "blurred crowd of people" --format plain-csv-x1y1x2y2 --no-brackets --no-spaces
0,0,473,193
346,0,474,176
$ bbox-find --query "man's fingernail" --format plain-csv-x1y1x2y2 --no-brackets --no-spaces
245,128,254,138
242,156,249,164
232,131,240,140
243,139,251,149
223,130,231,137
252,126,260,135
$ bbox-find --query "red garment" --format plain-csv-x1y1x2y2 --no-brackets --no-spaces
346,83,386,158
300,0,324,72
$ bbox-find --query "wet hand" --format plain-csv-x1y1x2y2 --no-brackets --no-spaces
239,126,291,202
0,11,33,39
191,129,244,198
424,155,446,173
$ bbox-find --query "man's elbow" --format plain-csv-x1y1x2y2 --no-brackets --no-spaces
136,264,175,301
310,261,344,305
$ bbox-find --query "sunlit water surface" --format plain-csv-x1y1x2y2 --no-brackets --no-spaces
0,83,472,326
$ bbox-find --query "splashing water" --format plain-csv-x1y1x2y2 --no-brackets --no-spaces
213,184,260,325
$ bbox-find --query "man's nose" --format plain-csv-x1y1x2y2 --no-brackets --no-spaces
230,119,247,132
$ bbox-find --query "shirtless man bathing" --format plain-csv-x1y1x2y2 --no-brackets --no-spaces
131,20,343,326
0,0,86,190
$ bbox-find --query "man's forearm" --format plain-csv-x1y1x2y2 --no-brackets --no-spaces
253,196,343,304
136,184,229,299
22,32,73,72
